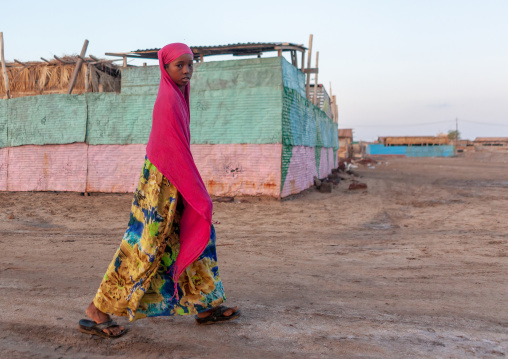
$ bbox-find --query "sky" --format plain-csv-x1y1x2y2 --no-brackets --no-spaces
1,0,507,141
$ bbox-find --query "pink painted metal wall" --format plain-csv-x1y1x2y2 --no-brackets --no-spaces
86,145,146,193
318,147,335,179
281,146,316,198
1,144,336,197
87,143,282,196
7,144,88,192
191,144,282,198
281,146,336,198
0,148,7,191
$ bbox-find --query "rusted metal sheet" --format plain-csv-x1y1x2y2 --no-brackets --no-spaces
191,144,282,198
0,147,7,190
338,129,353,138
7,144,87,191
86,144,146,193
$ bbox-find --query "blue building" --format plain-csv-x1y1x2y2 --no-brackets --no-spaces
367,136,455,157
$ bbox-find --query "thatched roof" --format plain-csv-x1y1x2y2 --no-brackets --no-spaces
0,56,120,98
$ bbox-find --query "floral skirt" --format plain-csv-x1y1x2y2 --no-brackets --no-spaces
93,157,225,321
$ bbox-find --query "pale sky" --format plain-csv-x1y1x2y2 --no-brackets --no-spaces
1,0,507,141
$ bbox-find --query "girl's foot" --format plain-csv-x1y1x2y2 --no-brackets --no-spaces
195,306,241,325
197,306,238,319
85,302,125,336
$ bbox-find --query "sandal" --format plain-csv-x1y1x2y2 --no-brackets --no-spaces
195,306,241,325
78,319,128,338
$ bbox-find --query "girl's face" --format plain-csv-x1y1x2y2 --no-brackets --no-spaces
165,53,194,91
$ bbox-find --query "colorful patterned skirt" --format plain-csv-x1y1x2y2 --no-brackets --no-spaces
93,157,225,321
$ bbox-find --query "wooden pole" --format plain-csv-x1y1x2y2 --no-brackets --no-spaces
455,117,458,154
300,50,305,71
305,34,313,100
333,95,338,123
85,63,90,92
0,32,11,99
67,39,89,94
329,82,335,122
312,51,319,105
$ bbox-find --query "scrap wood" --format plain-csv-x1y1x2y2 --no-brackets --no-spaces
348,181,367,190
354,157,378,166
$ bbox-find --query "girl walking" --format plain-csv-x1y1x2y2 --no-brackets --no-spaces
78,43,240,338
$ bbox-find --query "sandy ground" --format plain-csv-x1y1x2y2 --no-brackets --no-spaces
1,153,507,358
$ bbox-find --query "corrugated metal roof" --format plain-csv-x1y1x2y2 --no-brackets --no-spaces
104,42,308,60
133,42,305,53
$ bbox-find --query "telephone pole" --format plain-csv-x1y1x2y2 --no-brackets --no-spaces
455,117,459,155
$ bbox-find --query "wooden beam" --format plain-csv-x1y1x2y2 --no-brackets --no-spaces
333,95,338,123
329,82,335,121
274,45,306,52
302,68,318,74
305,34,313,100
0,32,10,99
54,55,72,64
277,49,282,57
123,55,127,67
85,63,90,92
14,59,27,66
67,39,89,94
313,51,319,105
301,50,305,71
40,57,51,63
89,55,100,62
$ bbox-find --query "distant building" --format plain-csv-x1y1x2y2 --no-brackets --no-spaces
367,136,454,157
473,137,508,152
338,129,353,158
378,136,450,146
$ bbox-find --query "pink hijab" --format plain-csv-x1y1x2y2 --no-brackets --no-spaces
146,43,213,294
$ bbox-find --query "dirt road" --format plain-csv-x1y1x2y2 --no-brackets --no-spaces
1,154,507,358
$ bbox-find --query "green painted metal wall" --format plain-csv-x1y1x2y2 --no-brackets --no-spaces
6,95,87,147
120,66,160,95
189,57,283,144
281,58,306,97
91,57,285,145
86,93,155,145
282,87,338,149
0,100,7,147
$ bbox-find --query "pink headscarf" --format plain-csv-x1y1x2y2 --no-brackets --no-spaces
146,43,213,294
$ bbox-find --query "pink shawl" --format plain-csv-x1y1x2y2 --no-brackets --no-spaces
146,43,213,293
